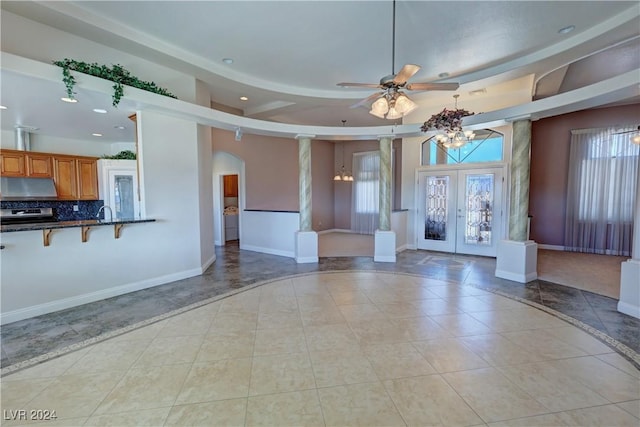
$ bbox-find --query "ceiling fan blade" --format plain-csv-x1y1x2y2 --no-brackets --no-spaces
337,82,382,88
406,82,460,91
393,64,421,85
349,92,383,109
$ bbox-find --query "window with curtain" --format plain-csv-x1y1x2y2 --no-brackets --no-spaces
565,126,639,256
352,151,380,234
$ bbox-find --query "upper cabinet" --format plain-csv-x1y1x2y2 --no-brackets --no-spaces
0,150,26,176
223,174,238,197
1,149,99,200
26,152,54,177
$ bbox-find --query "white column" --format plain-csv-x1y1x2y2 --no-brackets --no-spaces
495,120,537,282
375,135,396,262
295,134,318,263
618,165,640,319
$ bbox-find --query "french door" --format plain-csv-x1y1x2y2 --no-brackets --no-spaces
417,167,504,256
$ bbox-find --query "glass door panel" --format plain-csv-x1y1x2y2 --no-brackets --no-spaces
417,171,457,253
418,167,503,256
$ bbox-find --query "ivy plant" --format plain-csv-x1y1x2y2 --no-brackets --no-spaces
53,59,177,107
102,150,137,160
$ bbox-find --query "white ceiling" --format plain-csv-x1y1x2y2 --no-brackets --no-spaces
1,0,639,142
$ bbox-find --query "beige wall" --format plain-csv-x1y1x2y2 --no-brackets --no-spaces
530,103,640,246
211,129,335,231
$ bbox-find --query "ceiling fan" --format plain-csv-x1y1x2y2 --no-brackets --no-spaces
337,0,459,119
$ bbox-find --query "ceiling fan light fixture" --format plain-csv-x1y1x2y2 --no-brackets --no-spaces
394,93,417,114
372,97,389,115
632,134,640,145
386,106,403,120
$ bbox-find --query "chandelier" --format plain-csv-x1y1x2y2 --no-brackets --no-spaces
334,129,353,182
369,88,418,119
421,94,475,149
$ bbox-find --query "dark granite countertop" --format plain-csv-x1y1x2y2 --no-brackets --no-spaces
1,218,155,233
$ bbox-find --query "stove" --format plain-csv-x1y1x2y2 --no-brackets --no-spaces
0,208,56,224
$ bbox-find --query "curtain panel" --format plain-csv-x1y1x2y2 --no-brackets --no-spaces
564,126,639,256
351,151,380,235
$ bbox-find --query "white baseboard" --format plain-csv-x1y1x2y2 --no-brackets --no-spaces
495,269,538,283
240,243,294,259
538,244,565,251
317,228,354,235
0,267,204,325
201,253,216,273
296,256,319,263
396,244,408,253
374,255,397,262
406,244,417,250
617,301,640,319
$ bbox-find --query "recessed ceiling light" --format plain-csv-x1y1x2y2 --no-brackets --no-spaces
222,58,234,64
92,133,102,137
114,125,126,130
240,96,248,101
558,25,575,34
438,72,449,78
0,105,7,110
61,97,78,103
93,108,107,114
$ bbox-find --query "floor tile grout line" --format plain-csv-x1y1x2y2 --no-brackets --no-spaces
1,269,640,376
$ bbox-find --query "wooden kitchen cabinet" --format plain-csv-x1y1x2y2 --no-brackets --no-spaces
1,149,99,200
223,174,238,197
77,158,99,200
53,155,99,200
0,150,26,176
53,156,78,199
26,153,53,177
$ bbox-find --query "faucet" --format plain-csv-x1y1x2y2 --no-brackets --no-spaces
96,205,113,222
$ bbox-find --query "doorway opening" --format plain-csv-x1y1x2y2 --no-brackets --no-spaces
222,174,239,243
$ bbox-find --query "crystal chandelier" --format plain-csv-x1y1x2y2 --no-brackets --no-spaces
421,94,476,149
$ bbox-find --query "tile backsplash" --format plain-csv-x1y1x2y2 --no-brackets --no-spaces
0,200,104,221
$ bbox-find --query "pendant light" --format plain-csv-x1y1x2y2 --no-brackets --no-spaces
334,121,354,182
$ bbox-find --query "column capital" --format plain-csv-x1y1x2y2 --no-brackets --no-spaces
377,135,394,141
295,134,316,140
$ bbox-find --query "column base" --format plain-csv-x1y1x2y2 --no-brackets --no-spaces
374,230,396,263
495,240,538,283
295,231,318,263
618,259,640,319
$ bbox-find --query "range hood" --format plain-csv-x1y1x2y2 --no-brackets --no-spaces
0,177,58,200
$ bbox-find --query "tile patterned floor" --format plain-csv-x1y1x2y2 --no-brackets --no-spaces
1,244,639,426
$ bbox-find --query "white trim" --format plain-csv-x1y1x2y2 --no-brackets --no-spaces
495,269,538,283
201,254,216,273
406,244,417,250
0,267,204,325
396,244,408,253
317,228,353,235
240,243,294,258
374,255,396,262
538,244,565,251
617,301,640,319
296,256,319,263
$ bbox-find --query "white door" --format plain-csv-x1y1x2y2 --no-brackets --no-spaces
107,169,140,220
417,167,504,256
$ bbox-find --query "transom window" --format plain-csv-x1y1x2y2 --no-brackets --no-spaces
421,129,504,165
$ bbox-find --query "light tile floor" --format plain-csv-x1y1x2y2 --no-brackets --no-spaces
1,271,639,426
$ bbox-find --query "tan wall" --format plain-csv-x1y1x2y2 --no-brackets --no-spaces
529,103,640,246
211,129,335,231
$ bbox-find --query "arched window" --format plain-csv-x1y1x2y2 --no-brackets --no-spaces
421,129,504,165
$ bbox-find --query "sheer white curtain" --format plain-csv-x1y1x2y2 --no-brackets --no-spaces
351,151,380,234
565,126,639,256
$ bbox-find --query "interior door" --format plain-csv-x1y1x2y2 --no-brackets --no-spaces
417,167,503,256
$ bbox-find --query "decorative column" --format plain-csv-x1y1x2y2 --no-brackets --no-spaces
495,119,538,282
618,163,640,319
374,135,396,262
295,134,318,263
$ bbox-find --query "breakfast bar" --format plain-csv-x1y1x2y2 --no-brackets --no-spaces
1,218,156,246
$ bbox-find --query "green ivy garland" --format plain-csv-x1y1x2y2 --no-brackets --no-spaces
52,58,177,107
102,150,137,160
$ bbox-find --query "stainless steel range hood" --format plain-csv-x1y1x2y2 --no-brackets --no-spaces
0,177,58,200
